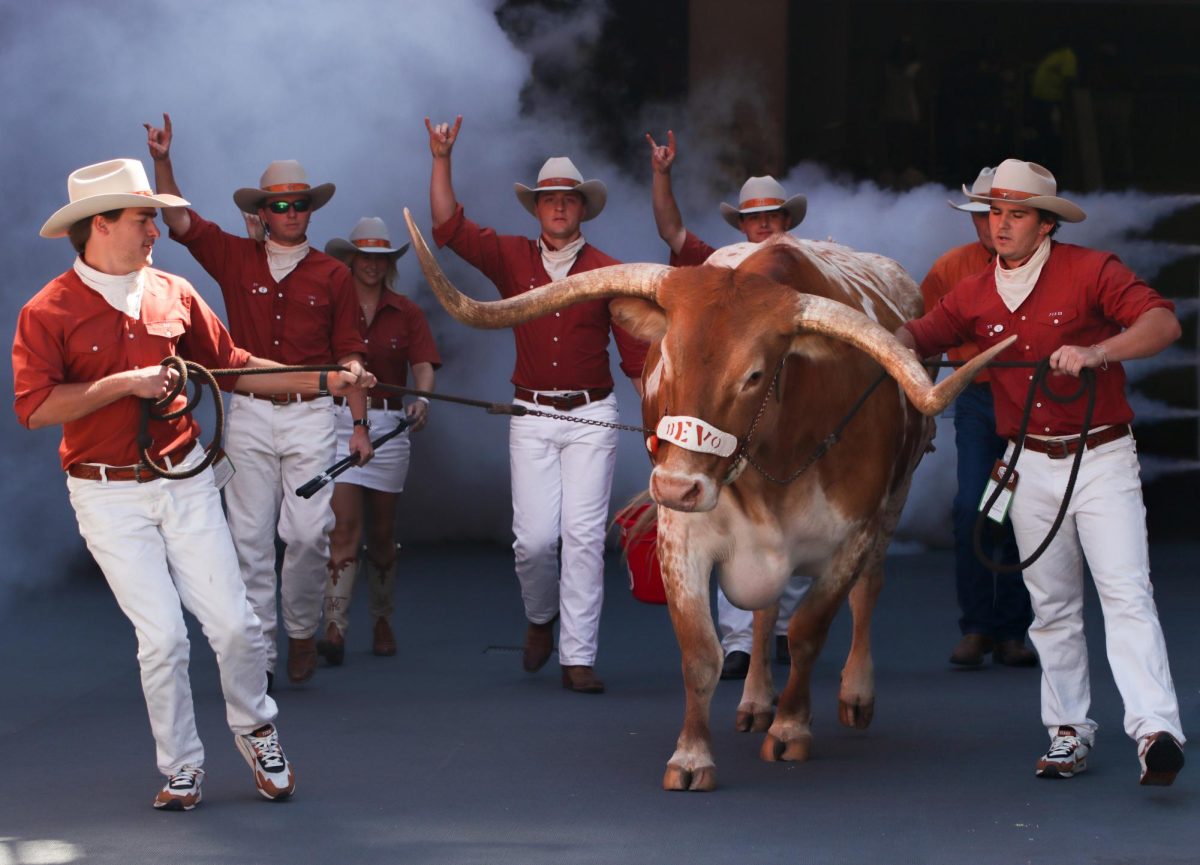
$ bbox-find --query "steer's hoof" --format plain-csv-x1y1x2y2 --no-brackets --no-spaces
761,732,812,763
838,696,875,730
736,707,775,733
663,763,717,792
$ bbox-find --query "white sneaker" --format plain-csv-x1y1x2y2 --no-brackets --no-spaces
235,724,296,801
1035,726,1090,779
1138,732,1184,786
153,765,204,811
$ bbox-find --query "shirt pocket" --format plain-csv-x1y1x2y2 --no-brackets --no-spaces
1031,306,1080,355
284,292,332,358
65,321,124,380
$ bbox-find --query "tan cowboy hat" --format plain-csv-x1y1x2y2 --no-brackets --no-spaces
514,157,607,221
40,158,189,238
965,158,1086,223
325,217,409,260
233,160,335,214
720,175,807,231
948,166,994,213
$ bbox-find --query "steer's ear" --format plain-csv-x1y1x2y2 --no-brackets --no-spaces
610,298,667,342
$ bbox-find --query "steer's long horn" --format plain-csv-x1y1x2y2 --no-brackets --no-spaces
404,208,672,329
791,294,1017,416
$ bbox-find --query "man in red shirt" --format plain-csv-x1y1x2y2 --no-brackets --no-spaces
145,115,369,689
427,116,646,694
319,217,441,662
921,166,1034,669
647,129,808,268
13,158,369,810
646,130,810,679
898,158,1185,786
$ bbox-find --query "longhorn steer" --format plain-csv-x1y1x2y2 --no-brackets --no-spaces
403,211,1013,790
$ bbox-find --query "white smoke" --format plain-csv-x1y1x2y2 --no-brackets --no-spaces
0,0,1193,603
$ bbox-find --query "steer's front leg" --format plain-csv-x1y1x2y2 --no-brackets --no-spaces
657,509,721,792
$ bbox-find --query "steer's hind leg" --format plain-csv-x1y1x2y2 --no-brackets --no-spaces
658,514,721,792
736,605,778,733
760,581,842,763
839,559,882,729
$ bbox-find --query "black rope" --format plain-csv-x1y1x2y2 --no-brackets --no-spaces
973,361,1095,573
135,357,345,481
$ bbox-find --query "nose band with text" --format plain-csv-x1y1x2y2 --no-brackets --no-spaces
655,415,738,458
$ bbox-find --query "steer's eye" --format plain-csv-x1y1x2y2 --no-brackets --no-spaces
743,370,764,391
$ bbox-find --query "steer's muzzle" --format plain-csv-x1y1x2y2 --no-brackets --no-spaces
650,467,719,512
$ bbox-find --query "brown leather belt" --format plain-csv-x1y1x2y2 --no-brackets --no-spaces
333,396,396,411
514,386,612,411
243,391,319,405
1020,425,1130,459
67,442,197,483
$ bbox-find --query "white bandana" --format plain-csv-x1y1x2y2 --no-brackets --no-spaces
538,234,586,281
74,256,146,319
265,237,310,283
994,237,1052,312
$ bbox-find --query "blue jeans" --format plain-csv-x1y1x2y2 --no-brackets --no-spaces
952,383,1031,640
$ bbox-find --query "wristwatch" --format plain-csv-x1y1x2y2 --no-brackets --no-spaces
353,417,371,430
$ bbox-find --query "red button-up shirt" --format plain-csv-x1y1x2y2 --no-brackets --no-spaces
172,211,366,366
360,291,441,393
13,268,251,470
670,230,717,267
919,240,995,383
904,242,1174,438
432,205,646,389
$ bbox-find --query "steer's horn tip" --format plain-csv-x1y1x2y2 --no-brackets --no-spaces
922,333,1018,416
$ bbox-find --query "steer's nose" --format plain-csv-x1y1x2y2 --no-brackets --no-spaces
650,468,717,512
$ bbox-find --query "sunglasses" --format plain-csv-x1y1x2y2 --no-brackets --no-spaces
265,198,312,214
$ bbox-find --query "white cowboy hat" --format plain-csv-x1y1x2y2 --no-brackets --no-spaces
965,158,1086,223
233,159,335,214
514,157,607,221
40,158,189,239
720,175,807,230
948,166,995,213
325,216,409,260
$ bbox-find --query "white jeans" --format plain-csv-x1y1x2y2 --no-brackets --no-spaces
1006,434,1183,745
67,451,277,775
717,574,812,654
224,393,336,670
510,394,619,667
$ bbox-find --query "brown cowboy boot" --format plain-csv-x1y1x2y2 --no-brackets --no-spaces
320,557,357,666
372,617,396,656
523,617,557,672
365,555,398,656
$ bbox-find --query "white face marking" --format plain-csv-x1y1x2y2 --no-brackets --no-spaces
644,354,663,402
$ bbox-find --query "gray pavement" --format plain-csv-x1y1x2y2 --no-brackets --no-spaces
1,543,1196,865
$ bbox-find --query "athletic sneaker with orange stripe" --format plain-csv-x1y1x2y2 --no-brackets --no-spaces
153,765,204,811
1035,726,1090,779
235,724,295,801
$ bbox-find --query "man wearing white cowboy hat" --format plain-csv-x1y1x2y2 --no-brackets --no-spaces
144,114,370,690
898,158,1186,786
921,165,1034,670
426,115,647,694
13,158,371,810
317,217,441,663
646,129,807,268
646,129,810,679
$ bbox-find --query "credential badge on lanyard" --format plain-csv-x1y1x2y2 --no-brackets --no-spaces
979,458,1018,524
